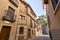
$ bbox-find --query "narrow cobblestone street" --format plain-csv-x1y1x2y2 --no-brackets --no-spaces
28,35,51,40
0,0,60,40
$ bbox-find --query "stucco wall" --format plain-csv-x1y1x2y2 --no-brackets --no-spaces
47,0,60,40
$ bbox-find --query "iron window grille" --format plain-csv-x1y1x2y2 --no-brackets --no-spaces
3,6,16,22
19,27,24,34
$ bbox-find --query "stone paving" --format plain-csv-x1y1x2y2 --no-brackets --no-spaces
28,35,51,40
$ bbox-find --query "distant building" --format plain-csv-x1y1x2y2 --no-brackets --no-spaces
42,0,60,40
36,19,42,36
0,0,36,40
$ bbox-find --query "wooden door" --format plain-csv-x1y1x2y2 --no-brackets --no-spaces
27,29,31,38
0,26,11,40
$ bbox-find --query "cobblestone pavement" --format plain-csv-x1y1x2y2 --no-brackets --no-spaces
28,35,51,40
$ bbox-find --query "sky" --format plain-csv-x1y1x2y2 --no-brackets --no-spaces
25,0,46,18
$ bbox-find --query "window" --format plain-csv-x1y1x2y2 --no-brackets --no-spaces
51,0,59,10
30,10,34,16
30,10,36,17
25,6,28,14
9,0,18,7
3,6,15,22
30,18,32,27
6,6,15,20
34,22,36,28
19,27,24,34
19,15,25,20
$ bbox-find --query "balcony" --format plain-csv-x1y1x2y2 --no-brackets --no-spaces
3,16,16,23
9,0,19,7
2,7,16,23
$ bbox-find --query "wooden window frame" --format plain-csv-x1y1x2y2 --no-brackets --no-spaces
19,15,25,20
51,0,60,14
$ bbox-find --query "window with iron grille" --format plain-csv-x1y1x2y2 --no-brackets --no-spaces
6,6,15,21
19,27,24,34
19,15,25,20
51,0,59,10
30,18,32,27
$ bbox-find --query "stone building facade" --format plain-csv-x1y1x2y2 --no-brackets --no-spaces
16,0,36,40
36,19,42,36
0,0,36,40
0,0,20,40
42,0,60,40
